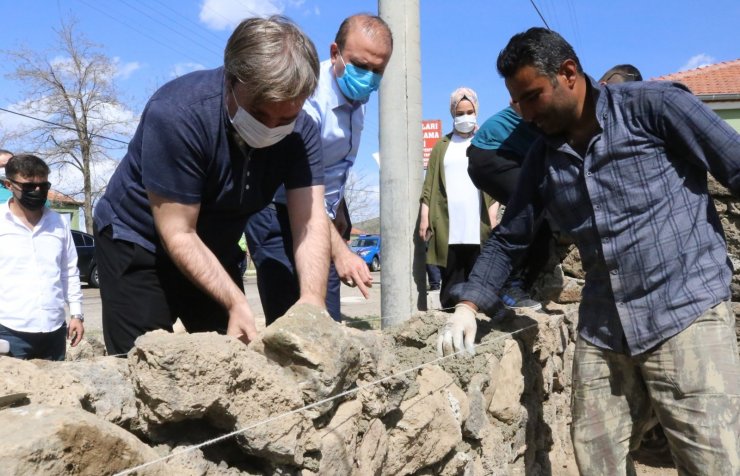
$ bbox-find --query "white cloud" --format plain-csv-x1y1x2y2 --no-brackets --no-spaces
679,54,716,72
0,100,38,136
50,155,120,199
171,62,207,78
113,58,142,80
199,0,284,30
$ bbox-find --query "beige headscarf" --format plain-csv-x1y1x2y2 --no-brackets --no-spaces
449,87,479,117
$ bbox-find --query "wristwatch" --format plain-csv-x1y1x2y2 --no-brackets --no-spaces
70,314,84,322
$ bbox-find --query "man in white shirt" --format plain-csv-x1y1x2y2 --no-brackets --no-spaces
246,14,393,323
0,154,84,360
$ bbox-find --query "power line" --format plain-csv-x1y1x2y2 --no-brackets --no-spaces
565,0,582,51
148,0,225,43
0,107,130,145
117,0,222,57
528,0,551,29
77,0,212,67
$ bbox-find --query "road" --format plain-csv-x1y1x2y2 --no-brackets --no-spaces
77,270,384,341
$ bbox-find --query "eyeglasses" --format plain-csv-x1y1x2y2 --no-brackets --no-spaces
7,179,52,192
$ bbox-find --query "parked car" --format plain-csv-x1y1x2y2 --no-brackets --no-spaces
350,234,381,272
71,229,99,288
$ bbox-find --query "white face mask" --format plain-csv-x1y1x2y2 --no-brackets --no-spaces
454,114,477,134
230,88,296,149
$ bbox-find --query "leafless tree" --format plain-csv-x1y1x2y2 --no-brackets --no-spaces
344,169,379,224
3,19,134,232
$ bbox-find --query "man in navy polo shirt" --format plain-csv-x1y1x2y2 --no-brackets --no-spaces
94,16,330,355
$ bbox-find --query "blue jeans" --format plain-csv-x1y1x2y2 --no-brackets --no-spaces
246,205,341,324
0,322,66,360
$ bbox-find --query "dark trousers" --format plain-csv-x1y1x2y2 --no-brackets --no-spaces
441,244,481,309
467,145,554,289
426,264,441,289
0,322,66,360
95,227,241,355
245,205,341,325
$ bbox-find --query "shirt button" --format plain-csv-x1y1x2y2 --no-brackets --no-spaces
603,237,609,243
246,171,250,177
586,171,593,177
602,113,607,119
611,269,618,275
594,204,600,210
245,185,250,190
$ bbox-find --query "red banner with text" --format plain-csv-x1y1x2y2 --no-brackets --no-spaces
422,119,442,169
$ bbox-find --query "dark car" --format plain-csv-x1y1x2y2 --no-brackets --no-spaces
71,229,99,288
350,234,381,272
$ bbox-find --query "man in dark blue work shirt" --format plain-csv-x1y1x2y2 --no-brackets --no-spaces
438,28,740,475
94,16,330,355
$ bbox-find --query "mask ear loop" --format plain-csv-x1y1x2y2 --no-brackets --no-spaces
336,51,348,76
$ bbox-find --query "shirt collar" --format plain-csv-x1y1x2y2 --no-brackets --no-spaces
2,198,50,229
589,75,609,129
1,198,11,219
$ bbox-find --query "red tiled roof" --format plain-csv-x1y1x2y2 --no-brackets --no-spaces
48,189,82,206
654,59,740,97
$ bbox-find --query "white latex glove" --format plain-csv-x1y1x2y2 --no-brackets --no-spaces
437,303,477,357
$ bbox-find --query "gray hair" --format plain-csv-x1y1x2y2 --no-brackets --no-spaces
224,16,319,105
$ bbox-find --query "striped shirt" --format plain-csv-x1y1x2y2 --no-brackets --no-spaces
454,78,740,355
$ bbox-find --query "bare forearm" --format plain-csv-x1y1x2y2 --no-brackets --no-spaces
289,187,331,305
163,230,245,311
329,220,349,260
292,217,330,304
419,203,430,239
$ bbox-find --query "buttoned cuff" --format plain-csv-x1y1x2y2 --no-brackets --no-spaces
69,302,82,316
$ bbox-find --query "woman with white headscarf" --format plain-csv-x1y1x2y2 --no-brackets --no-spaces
419,87,498,309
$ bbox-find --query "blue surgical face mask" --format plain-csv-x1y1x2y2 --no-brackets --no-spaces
335,52,382,103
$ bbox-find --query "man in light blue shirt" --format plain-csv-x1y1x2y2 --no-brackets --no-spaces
246,14,393,323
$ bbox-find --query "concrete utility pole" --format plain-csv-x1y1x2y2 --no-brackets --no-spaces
378,0,426,327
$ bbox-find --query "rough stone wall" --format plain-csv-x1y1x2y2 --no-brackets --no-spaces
5,177,739,474
0,303,581,475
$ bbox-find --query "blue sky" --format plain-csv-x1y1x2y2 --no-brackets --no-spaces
1,0,738,215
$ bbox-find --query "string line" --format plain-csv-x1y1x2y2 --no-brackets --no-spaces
113,321,539,476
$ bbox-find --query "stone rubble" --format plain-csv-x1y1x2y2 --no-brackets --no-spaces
4,175,739,474
0,301,580,475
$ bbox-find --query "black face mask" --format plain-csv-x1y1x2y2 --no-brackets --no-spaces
15,189,48,211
